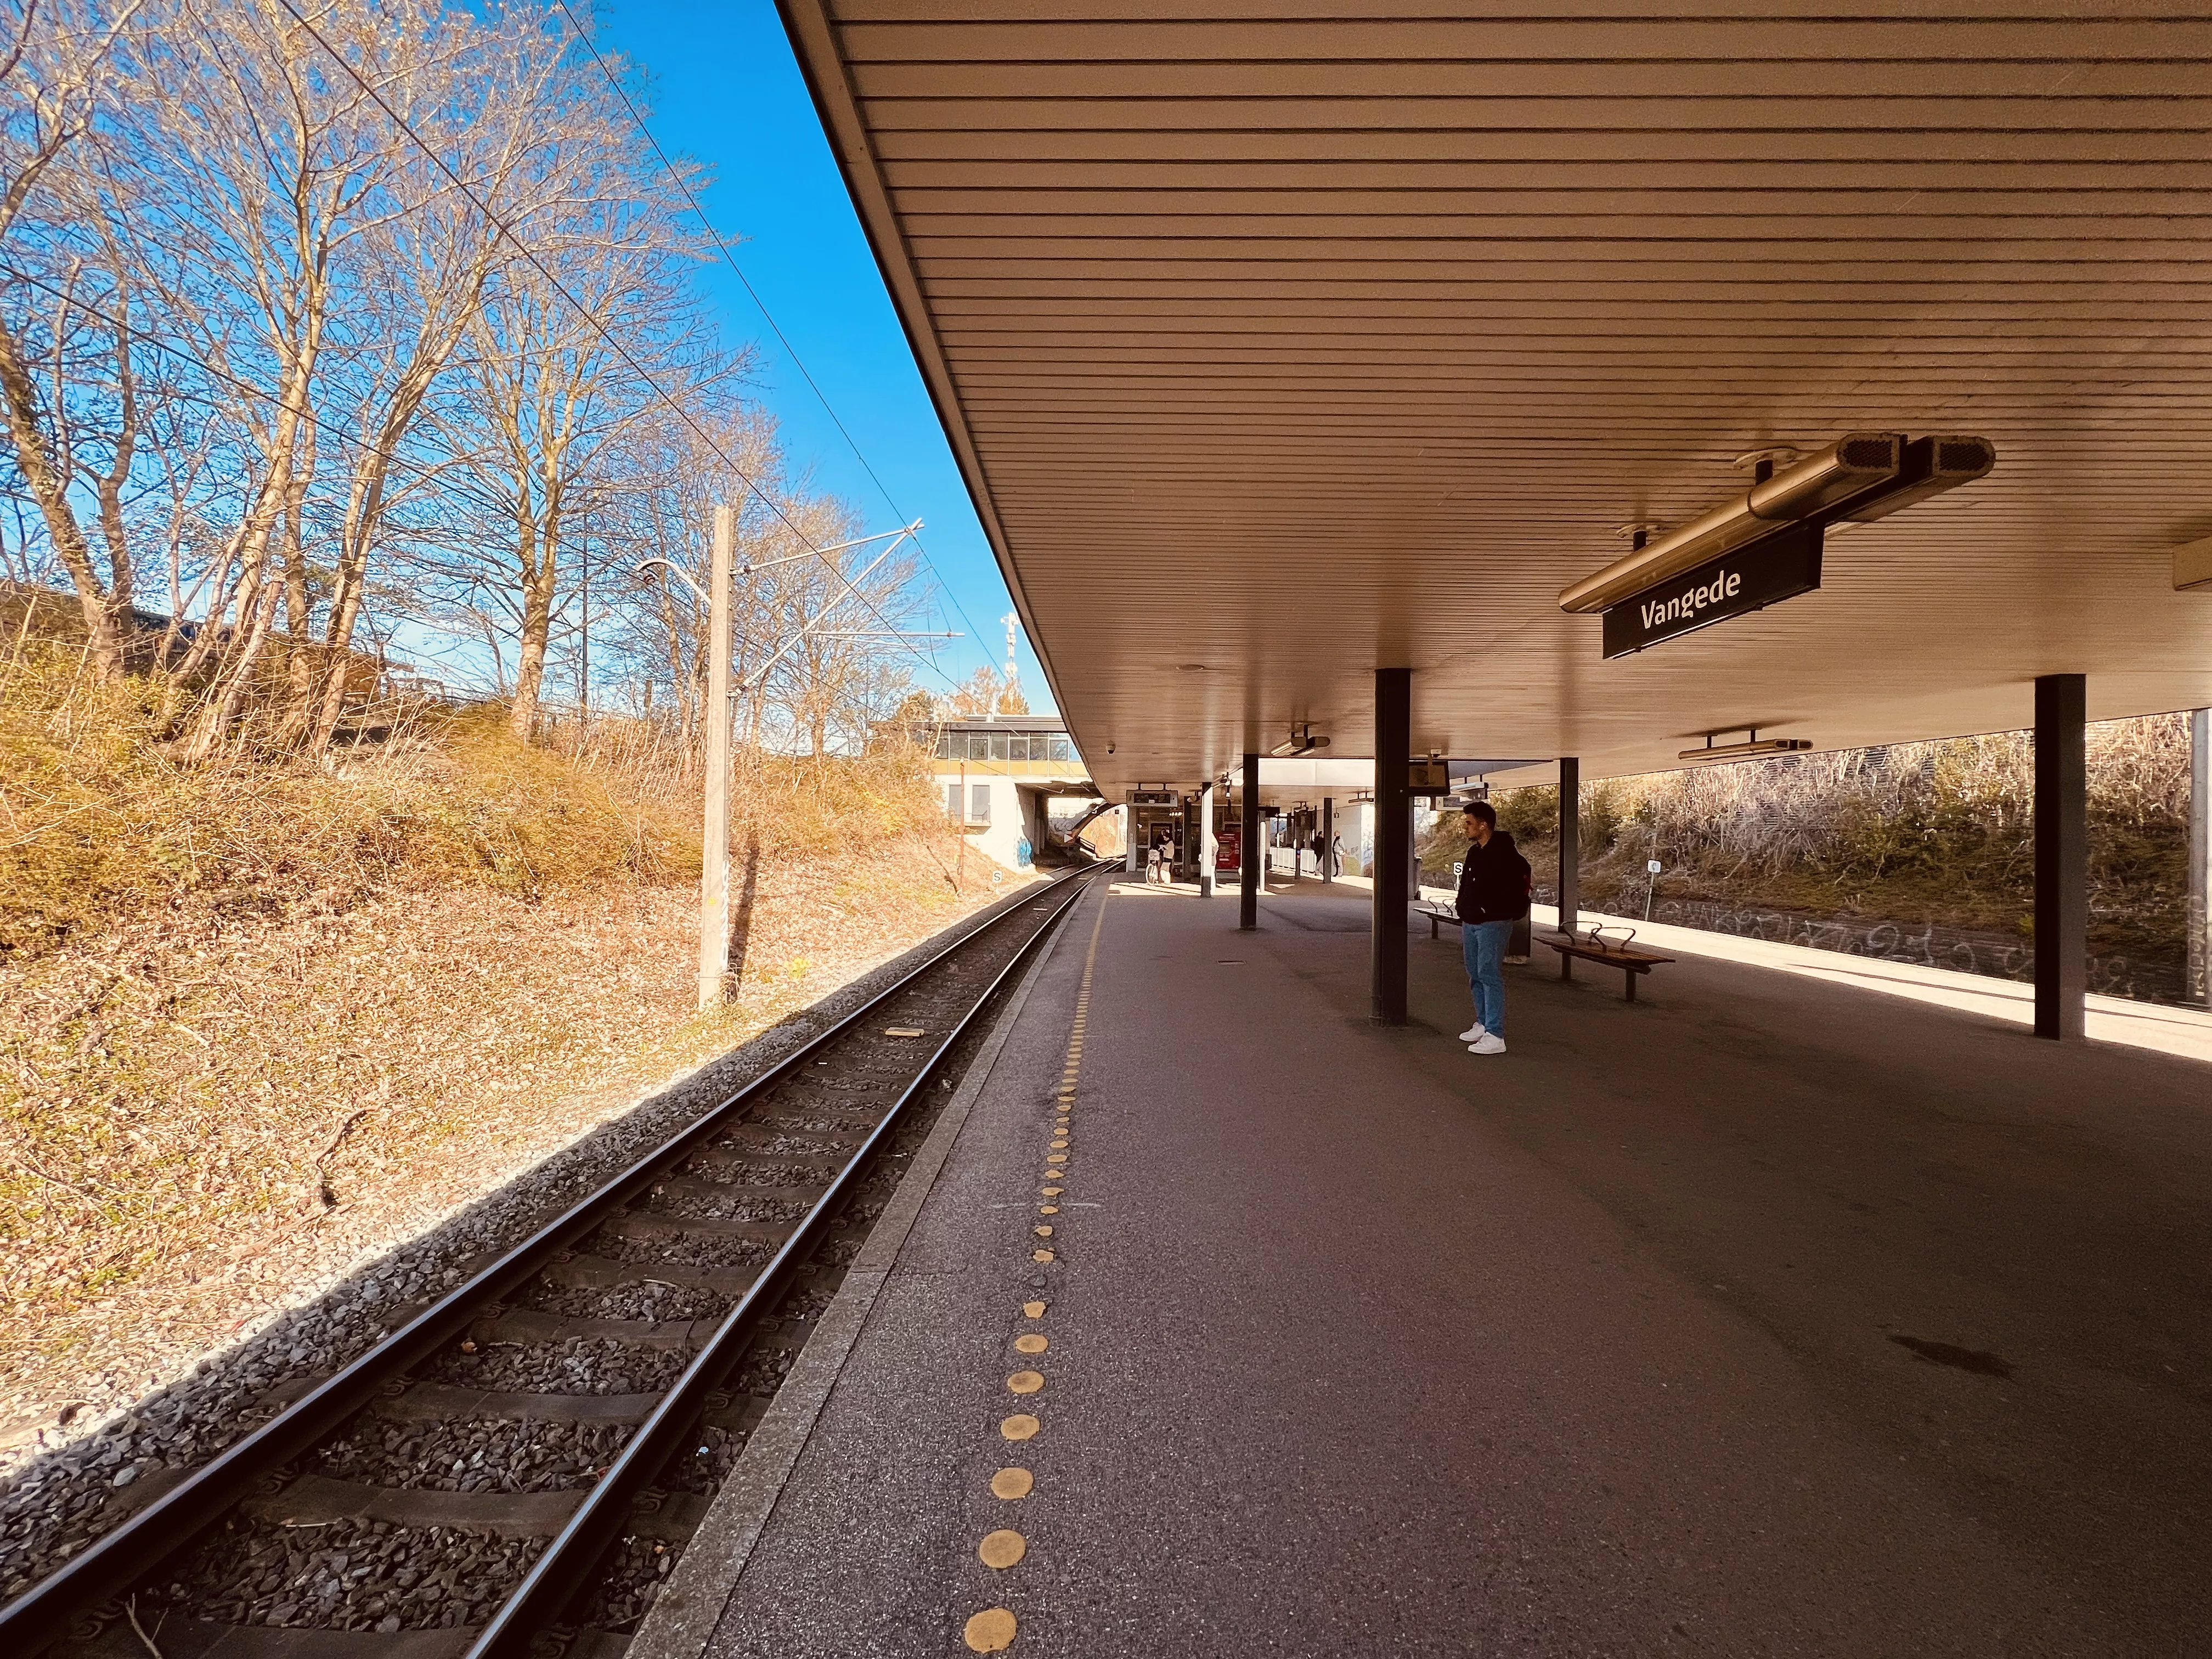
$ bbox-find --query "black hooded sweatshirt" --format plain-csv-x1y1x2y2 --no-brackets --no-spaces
1455,829,1532,924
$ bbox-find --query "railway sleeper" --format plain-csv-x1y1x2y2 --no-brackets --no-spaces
646,1176,828,1206
373,1385,663,1426
536,1254,758,1295
59,1619,633,1659
765,1084,884,1110
596,1212,794,1244
681,1149,841,1176
462,1307,815,1355
715,1124,865,1152
239,1474,712,1544
466,1310,714,1351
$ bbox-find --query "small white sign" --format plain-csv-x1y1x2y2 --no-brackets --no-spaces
1647,859,1663,874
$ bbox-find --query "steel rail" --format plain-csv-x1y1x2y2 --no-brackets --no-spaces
1,863,1100,1657
468,863,1097,1658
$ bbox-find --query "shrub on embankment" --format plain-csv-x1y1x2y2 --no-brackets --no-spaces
0,643,954,1365
1419,714,2194,998
0,644,946,956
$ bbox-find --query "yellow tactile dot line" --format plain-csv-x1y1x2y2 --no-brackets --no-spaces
965,1609,1017,1652
964,890,1110,1652
979,1529,1028,1569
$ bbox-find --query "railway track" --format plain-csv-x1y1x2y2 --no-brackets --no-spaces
5,865,1102,1659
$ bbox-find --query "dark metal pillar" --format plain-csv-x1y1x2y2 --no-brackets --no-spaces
2190,709,2209,1008
1321,796,1334,885
1372,668,1412,1024
2034,673,2086,1041
1558,755,1580,951
1239,752,1261,929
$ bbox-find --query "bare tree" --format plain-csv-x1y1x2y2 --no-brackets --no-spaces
0,0,148,674
297,3,580,752
427,55,727,741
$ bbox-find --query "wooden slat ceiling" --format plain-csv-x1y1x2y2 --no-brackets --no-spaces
780,0,2212,792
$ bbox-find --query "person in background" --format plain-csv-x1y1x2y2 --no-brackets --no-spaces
1455,800,1531,1056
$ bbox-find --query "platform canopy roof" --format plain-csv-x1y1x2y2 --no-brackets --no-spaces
780,1,2212,794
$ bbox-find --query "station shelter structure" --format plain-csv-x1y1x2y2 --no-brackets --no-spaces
591,14,2212,1655
783,1,2212,1030
928,714,1104,872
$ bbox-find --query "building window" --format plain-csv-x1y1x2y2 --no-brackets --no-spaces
945,783,960,820
972,782,991,823
966,731,992,760
1048,735,1074,762
935,731,955,759
989,731,1010,761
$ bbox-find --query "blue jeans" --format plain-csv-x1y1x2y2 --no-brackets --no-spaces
1463,919,1512,1036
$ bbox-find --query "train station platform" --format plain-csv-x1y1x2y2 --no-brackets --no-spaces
639,877,2212,1656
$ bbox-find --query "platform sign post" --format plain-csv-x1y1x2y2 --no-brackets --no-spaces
697,504,735,1010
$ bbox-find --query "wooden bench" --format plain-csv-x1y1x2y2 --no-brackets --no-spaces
1416,901,1532,963
1541,929,1675,1001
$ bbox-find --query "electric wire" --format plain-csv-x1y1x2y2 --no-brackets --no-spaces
268,0,962,694
4,259,896,705
1,258,703,704
545,0,999,680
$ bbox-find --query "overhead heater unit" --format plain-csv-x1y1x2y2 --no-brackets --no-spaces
1559,433,1996,616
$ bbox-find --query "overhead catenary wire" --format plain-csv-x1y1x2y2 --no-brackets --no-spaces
267,0,963,695
2,257,724,696
544,0,1001,686
2,256,919,712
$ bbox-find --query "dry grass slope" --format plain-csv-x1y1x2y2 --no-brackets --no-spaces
1421,714,2193,992
0,647,983,1424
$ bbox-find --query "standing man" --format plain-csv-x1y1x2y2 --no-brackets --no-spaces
1455,800,1531,1056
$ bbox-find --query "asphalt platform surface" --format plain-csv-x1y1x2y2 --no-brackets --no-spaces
673,879,2211,1656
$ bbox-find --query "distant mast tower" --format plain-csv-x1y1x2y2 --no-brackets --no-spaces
1002,612,1020,707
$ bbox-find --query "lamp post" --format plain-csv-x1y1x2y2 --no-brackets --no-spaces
636,517,941,1011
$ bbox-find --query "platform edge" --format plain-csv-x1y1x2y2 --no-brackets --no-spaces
627,885,1086,1659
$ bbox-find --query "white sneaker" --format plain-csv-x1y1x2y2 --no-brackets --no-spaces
1458,1024,1486,1042
1469,1033,1507,1056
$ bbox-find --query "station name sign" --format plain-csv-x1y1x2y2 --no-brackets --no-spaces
1601,521,1824,659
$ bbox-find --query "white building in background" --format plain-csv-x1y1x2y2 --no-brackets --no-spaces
927,715,1104,871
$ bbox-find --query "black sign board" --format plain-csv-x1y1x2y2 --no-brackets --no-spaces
1601,520,1824,659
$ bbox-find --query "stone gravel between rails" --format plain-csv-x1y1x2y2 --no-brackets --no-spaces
156,1515,545,1633
427,1339,692,1399
319,1418,632,1496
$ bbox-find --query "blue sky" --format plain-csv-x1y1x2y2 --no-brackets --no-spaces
588,0,1049,712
